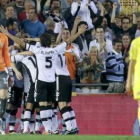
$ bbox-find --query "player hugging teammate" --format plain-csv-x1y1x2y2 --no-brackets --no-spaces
0,24,87,135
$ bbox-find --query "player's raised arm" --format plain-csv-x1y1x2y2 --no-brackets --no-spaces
66,24,87,44
0,25,25,49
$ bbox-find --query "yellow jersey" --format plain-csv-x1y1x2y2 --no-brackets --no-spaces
129,36,140,100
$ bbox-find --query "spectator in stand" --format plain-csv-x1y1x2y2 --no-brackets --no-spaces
111,3,137,39
101,17,113,40
89,26,113,62
56,26,81,95
63,0,79,31
71,0,98,30
71,19,89,56
18,0,44,23
51,7,68,34
0,0,8,19
0,4,17,27
122,34,131,59
45,17,57,39
6,18,19,46
135,12,140,38
105,39,125,93
115,16,121,28
102,0,120,16
21,7,45,38
122,34,131,81
43,0,61,19
79,46,104,94
14,0,25,15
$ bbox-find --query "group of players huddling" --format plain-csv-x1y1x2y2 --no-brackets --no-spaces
0,24,87,135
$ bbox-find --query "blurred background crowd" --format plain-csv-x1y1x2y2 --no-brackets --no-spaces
1,0,140,94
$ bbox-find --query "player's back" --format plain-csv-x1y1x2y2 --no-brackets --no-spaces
26,41,68,82
55,53,70,76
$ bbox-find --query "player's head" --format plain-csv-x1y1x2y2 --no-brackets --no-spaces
113,39,122,53
40,33,52,47
62,28,70,41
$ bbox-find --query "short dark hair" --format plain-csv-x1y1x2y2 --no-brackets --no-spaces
29,7,37,14
5,4,14,11
40,33,52,47
78,21,88,28
122,33,131,40
6,18,17,27
113,39,122,46
50,0,61,7
121,17,130,23
52,6,61,13
96,25,105,32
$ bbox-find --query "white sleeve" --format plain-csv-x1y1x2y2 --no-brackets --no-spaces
54,21,68,34
106,40,113,53
26,42,41,54
11,55,24,63
89,41,93,50
54,42,67,53
90,1,98,14
71,2,79,16
73,45,81,59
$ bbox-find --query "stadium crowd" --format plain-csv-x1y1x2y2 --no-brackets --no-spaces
0,0,140,135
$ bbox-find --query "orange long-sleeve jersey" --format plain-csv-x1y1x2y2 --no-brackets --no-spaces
65,45,76,80
0,33,11,71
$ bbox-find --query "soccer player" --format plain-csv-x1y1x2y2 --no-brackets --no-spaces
56,27,80,134
0,24,87,135
126,36,140,134
0,32,14,134
11,53,41,134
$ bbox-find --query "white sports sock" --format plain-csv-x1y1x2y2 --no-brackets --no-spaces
23,110,31,133
29,114,35,132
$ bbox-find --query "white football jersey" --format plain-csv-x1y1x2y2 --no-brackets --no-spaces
26,42,68,82
11,55,37,83
55,53,70,76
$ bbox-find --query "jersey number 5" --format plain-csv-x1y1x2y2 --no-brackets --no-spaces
46,57,52,68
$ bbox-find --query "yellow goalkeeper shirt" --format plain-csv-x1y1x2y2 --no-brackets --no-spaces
129,37,140,100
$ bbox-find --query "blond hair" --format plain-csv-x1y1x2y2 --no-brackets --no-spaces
89,46,100,58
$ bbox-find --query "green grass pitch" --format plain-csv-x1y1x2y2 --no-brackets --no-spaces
0,135,139,140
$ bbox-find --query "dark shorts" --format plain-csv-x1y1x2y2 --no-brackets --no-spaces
35,80,56,103
0,71,8,90
7,86,23,108
26,83,39,108
56,75,72,102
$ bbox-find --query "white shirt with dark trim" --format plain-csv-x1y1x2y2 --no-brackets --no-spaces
26,42,68,82
55,43,81,76
89,39,113,61
11,54,37,83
